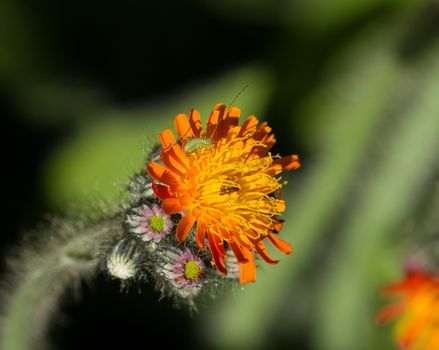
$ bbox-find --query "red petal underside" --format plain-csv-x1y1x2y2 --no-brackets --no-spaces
382,273,429,295
176,212,197,242
254,241,279,265
195,221,207,250
376,302,405,325
151,182,172,200
207,231,227,275
213,231,226,256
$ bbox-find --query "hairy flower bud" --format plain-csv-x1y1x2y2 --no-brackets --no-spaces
127,173,154,203
106,239,144,280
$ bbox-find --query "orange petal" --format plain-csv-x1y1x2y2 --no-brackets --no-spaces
176,212,197,242
252,122,271,142
226,125,241,140
146,161,166,180
401,319,427,348
216,105,239,139
376,302,404,325
159,129,190,176
206,109,220,139
263,134,276,149
169,182,189,194
275,154,301,171
252,134,276,157
226,106,241,126
383,281,410,295
256,199,285,215
189,109,203,137
160,169,179,185
162,198,184,214
235,233,253,249
174,113,194,139
159,128,177,150
217,227,231,241
272,219,284,233
207,231,227,275
268,233,292,254
160,142,191,178
160,153,187,178
238,115,259,137
173,144,191,168
276,199,286,212
239,248,256,284
160,128,190,168
265,164,283,176
254,241,279,265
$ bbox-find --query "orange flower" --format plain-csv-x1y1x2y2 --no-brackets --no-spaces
146,103,300,283
377,271,439,350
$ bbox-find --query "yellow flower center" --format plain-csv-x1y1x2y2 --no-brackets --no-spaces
186,136,283,240
183,260,202,280
148,215,165,232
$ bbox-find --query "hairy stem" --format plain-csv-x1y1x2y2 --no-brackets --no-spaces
1,219,115,350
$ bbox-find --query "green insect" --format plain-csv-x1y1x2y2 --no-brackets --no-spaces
184,137,212,153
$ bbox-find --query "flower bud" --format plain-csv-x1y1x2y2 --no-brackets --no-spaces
106,239,144,280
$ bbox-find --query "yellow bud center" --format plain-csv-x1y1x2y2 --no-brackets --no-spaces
148,215,165,232
184,260,202,281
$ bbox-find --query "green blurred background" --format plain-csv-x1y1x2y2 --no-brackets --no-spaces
2,0,439,349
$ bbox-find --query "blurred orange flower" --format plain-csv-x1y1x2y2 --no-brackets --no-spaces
377,271,439,350
147,103,300,283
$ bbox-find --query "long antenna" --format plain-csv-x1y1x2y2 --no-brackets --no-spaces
228,84,249,107
209,85,250,142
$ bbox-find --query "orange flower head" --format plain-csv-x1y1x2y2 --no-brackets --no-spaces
146,103,300,283
377,271,439,350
